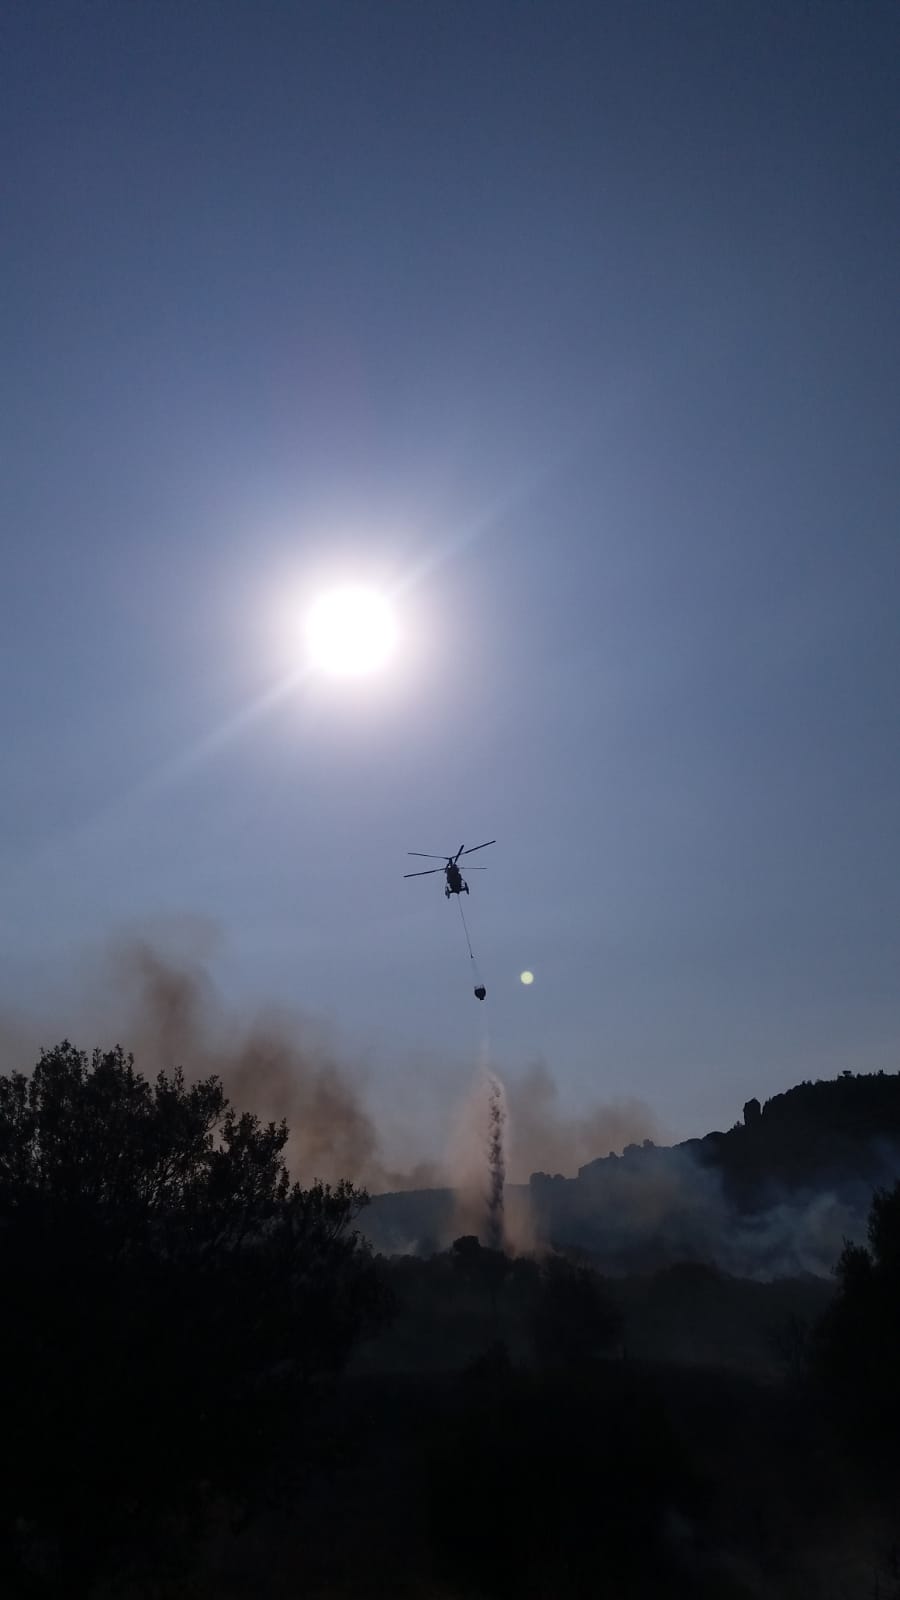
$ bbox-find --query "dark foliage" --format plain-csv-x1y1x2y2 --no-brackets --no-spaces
813,1178,900,1469
358,1236,621,1374
531,1249,622,1366
4,1044,900,1596
0,1042,390,1595
426,1362,701,1599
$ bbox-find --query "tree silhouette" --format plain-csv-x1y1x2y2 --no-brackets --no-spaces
813,1179,900,1467
0,1042,388,1595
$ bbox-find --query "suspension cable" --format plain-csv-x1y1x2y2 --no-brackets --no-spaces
458,895,487,998
457,896,475,962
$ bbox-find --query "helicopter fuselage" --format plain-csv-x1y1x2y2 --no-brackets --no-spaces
444,862,468,896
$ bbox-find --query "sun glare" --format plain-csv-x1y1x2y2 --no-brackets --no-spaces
304,586,397,678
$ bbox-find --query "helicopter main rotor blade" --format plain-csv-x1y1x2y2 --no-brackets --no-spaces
453,844,465,862
407,852,452,860
403,868,444,878
461,840,495,856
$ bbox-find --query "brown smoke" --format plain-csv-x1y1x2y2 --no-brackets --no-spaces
94,935,441,1192
0,931,663,1214
504,1060,662,1181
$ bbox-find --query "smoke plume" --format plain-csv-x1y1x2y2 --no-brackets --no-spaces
7,926,886,1279
2,930,645,1212
526,1140,889,1279
0,930,439,1194
503,1060,662,1181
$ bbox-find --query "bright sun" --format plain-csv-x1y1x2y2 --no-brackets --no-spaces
304,585,397,678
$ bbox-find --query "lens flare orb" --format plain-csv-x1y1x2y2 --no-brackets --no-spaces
520,970,534,985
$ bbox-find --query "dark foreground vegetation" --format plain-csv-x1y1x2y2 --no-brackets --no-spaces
2,1046,900,1597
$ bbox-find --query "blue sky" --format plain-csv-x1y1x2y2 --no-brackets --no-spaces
2,1,898,1160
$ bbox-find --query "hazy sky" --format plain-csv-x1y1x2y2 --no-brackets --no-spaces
2,1,898,1157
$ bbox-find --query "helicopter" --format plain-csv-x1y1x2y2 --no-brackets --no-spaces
403,841,495,898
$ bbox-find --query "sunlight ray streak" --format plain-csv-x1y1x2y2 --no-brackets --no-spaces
15,668,311,877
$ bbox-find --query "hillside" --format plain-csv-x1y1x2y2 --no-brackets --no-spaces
364,1070,900,1276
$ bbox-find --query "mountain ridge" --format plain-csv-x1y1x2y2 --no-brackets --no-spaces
364,1069,900,1277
